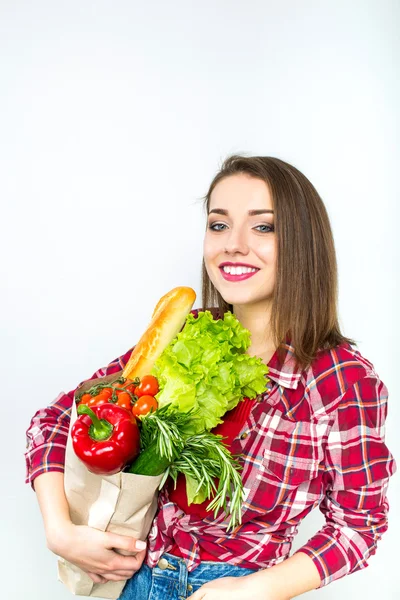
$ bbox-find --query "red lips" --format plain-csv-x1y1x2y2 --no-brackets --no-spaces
219,266,259,282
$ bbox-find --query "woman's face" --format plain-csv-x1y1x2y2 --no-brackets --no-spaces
203,173,276,308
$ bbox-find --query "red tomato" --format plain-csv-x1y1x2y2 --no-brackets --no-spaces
132,395,158,417
116,391,132,411
88,392,110,407
79,393,92,405
124,380,137,394
100,388,113,399
134,375,159,398
112,383,125,392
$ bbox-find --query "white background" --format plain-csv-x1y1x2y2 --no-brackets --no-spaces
1,1,398,599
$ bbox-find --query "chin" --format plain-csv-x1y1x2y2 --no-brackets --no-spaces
217,290,262,307
217,283,274,307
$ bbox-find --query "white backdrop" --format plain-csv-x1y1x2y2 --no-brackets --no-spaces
1,1,398,599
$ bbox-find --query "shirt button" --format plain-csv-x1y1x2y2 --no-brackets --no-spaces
187,584,193,592
240,432,248,440
157,558,169,570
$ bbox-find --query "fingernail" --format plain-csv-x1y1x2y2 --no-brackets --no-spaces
135,540,147,550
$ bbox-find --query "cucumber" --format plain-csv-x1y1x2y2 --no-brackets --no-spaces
127,441,172,476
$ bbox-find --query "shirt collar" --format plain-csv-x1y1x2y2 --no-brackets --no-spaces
266,339,303,390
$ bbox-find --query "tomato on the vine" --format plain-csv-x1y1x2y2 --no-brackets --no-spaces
116,391,133,411
112,379,136,395
112,382,126,392
124,380,137,394
134,375,159,398
88,392,110,407
132,395,158,417
79,393,92,405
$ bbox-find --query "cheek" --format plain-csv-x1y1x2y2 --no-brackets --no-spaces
257,239,276,264
203,239,219,281
203,234,217,262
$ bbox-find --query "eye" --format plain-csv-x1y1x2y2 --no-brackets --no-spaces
254,223,274,233
208,222,227,231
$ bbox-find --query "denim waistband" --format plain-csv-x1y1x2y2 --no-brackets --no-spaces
119,552,259,600
159,552,257,582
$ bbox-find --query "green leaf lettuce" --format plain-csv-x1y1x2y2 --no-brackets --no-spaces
151,310,269,434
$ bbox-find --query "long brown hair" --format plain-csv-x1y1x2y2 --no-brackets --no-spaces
201,154,356,370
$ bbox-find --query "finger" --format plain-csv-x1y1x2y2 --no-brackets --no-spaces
105,532,147,554
188,587,206,600
102,570,136,578
87,572,108,584
108,549,146,572
101,572,133,582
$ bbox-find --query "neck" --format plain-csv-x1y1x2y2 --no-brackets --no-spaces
233,301,276,360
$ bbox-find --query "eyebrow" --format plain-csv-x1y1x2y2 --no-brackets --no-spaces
208,208,274,216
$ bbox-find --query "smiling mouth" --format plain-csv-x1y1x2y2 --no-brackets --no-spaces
219,266,259,282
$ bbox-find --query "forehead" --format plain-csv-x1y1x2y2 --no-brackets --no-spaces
209,173,273,212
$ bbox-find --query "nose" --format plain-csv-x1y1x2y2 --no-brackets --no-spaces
223,226,249,255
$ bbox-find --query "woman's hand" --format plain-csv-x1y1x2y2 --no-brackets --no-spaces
187,573,290,600
33,472,146,583
47,520,146,583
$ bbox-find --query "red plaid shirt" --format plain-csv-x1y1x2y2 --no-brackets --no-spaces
25,308,396,588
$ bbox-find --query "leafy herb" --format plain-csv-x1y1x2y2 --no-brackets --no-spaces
165,432,244,531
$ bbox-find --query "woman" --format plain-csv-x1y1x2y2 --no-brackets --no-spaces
25,155,396,599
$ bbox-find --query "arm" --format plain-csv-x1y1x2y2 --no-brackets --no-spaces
33,472,72,542
296,477,391,587
294,375,396,588
25,347,146,582
25,391,74,486
188,552,320,600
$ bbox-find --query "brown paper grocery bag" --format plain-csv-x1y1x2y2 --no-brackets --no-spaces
57,373,164,599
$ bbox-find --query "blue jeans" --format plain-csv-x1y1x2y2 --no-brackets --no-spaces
118,552,258,600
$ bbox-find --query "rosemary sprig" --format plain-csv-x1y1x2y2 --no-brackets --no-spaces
135,407,244,529
139,405,193,461
166,432,244,531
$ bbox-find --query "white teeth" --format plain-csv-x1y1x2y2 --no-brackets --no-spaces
222,266,258,275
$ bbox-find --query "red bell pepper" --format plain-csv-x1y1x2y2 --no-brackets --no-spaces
72,403,140,475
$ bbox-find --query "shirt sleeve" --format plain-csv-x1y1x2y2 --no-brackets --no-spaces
24,347,134,488
295,374,397,587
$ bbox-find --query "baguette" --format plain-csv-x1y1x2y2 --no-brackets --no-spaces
122,286,196,380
